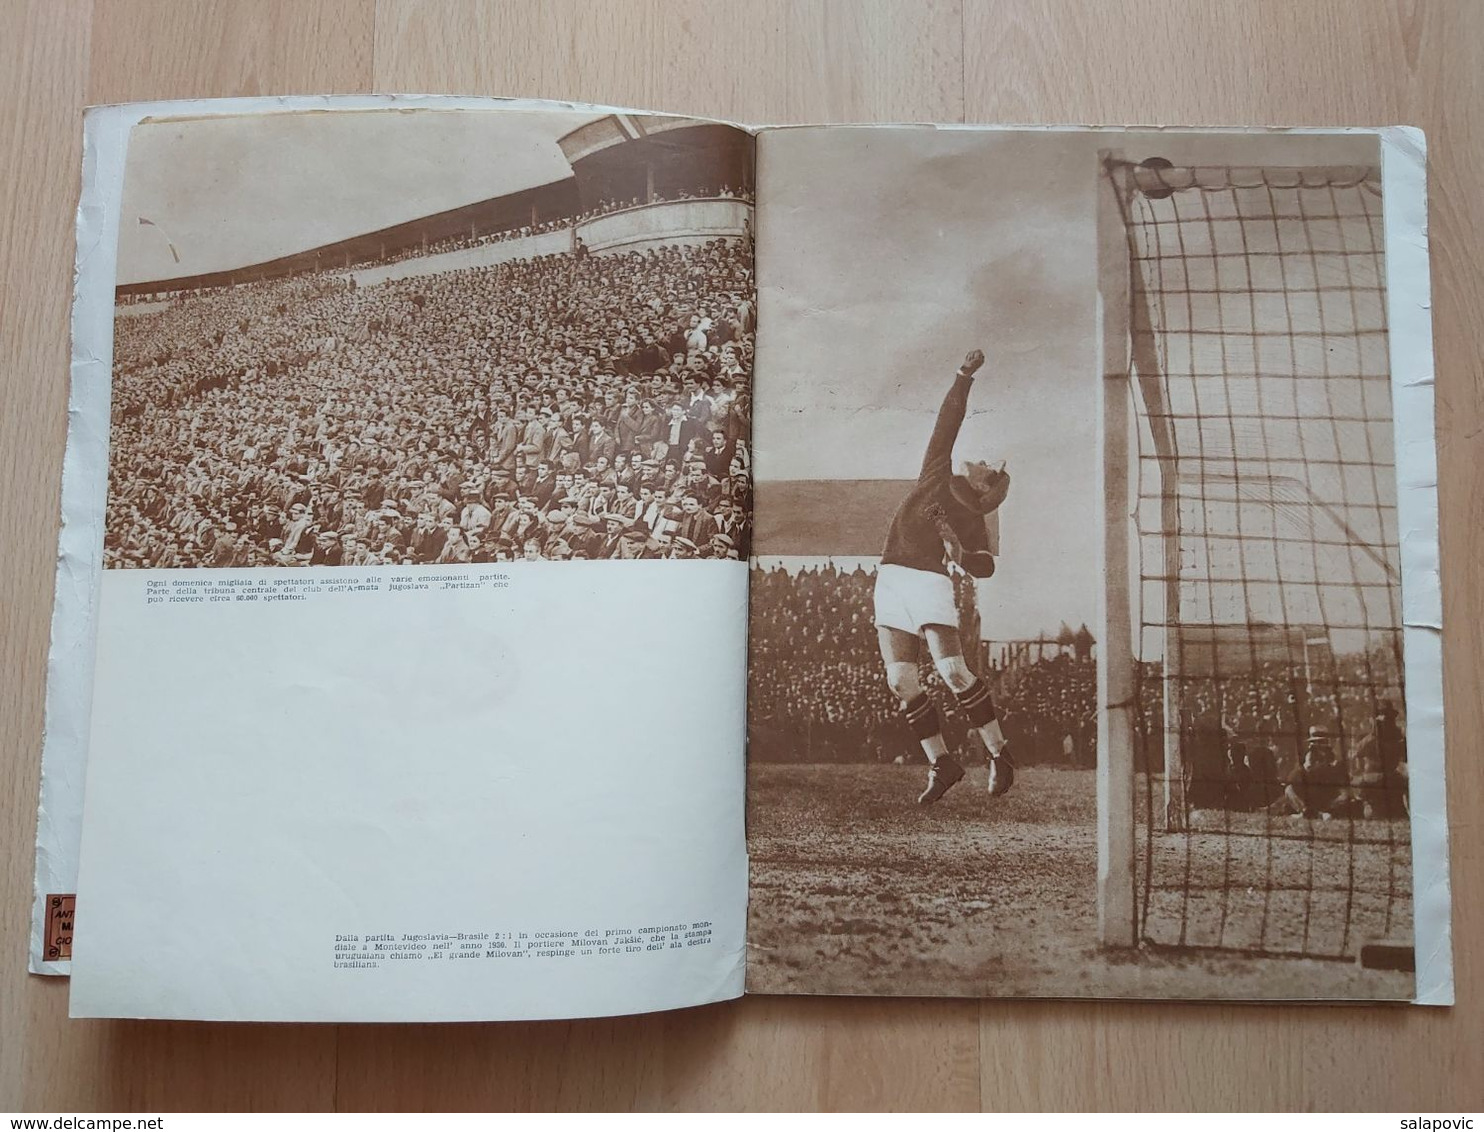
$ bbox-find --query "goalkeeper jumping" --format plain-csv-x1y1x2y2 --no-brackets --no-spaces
874,348,1014,804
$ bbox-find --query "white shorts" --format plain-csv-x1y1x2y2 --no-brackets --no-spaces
873,563,958,634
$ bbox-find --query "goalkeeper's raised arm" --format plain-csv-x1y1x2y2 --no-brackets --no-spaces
917,348,985,487
881,349,1009,579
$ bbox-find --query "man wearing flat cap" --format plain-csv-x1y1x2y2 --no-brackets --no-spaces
458,480,492,539
567,512,604,559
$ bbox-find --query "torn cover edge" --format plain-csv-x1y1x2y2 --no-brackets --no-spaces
30,102,118,976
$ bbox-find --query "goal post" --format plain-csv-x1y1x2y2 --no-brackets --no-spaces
1125,194,1188,837
1096,150,1191,948
1095,150,1409,957
1095,153,1137,947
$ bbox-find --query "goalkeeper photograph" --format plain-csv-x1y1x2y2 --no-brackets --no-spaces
744,122,1435,1004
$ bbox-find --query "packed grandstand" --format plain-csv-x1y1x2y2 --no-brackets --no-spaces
748,563,1099,766
105,115,756,569
748,562,1405,792
109,125,762,575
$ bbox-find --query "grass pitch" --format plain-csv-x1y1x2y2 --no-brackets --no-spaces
746,764,1413,999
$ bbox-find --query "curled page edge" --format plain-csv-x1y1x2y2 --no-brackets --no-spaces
1379,125,1453,1006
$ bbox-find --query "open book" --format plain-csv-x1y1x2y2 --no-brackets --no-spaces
32,97,1452,1018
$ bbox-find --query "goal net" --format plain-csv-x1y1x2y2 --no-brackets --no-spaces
1095,154,1412,960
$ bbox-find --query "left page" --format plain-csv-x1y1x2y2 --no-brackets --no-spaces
52,100,755,1021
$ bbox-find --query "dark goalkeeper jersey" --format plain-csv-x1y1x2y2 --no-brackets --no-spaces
879,371,995,578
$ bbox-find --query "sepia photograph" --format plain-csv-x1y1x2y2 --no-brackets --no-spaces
746,127,1412,999
104,109,755,569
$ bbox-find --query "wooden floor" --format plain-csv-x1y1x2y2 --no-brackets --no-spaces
2,0,1481,1112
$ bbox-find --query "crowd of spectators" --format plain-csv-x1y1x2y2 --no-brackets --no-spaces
1145,649,1408,816
577,183,753,222
749,564,896,763
343,217,576,270
335,185,754,271
105,236,755,568
748,563,1100,765
748,562,1406,803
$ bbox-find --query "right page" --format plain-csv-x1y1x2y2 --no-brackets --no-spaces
746,125,1451,1002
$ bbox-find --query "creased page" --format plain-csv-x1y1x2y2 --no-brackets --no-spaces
65,103,755,1022
746,124,1448,1002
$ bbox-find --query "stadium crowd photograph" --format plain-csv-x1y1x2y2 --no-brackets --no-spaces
103,111,755,569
